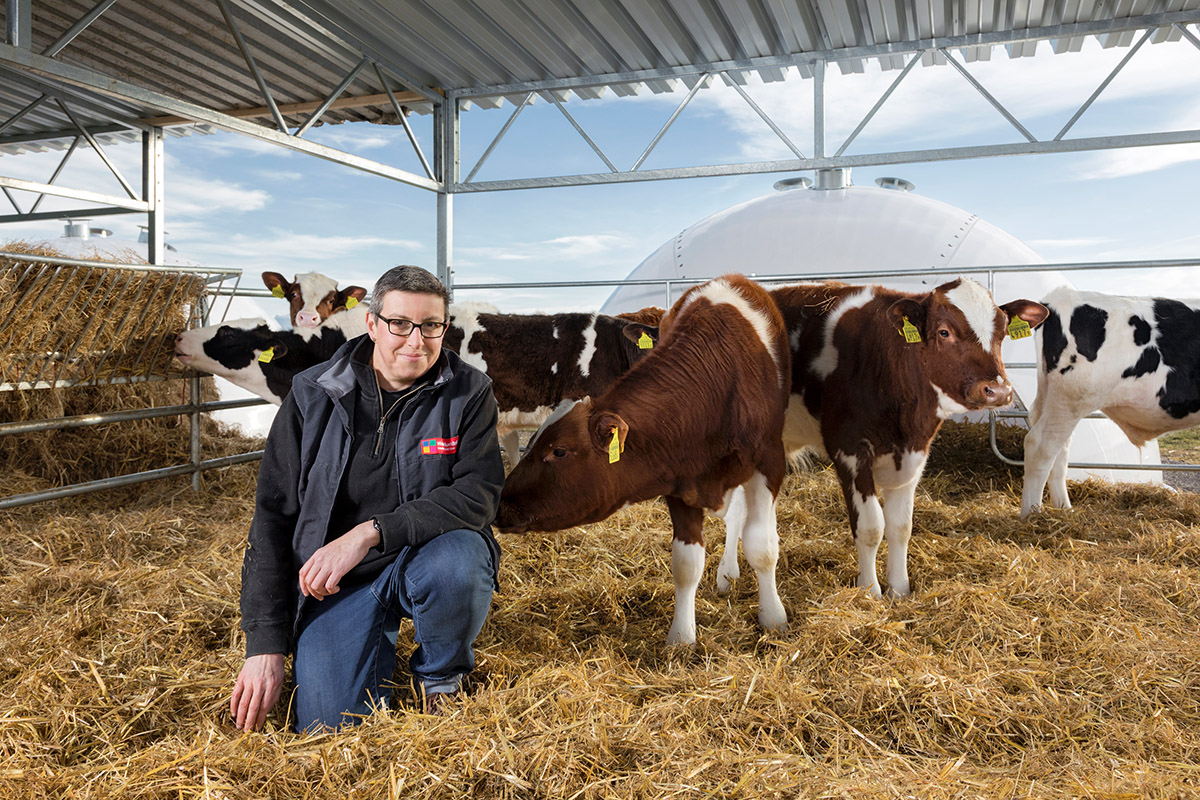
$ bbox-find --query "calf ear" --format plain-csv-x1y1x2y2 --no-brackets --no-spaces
262,272,289,298
620,323,659,347
1001,299,1050,330
339,285,368,308
261,335,289,359
887,297,926,336
590,410,629,457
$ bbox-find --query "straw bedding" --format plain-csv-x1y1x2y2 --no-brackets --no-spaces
1,421,1198,798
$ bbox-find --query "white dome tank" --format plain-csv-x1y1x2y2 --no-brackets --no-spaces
602,169,1160,487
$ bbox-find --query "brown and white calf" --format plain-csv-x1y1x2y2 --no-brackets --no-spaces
1022,287,1200,518
715,278,1047,600
262,271,367,329
446,303,657,463
496,274,791,645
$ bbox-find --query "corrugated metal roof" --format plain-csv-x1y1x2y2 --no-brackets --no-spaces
1,0,1198,157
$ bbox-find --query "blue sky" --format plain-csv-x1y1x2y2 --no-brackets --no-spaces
3,34,1200,316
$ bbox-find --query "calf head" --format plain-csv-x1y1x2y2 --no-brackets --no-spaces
887,278,1048,415
175,318,290,403
496,398,634,534
262,271,367,328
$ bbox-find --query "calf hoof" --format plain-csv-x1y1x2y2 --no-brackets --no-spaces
665,625,697,647
758,606,788,633
885,584,911,600
857,579,883,599
715,570,738,596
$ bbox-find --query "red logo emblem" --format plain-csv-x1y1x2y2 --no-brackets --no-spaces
421,437,458,455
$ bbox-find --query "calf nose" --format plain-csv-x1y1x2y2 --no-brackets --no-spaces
978,380,1013,407
295,310,321,328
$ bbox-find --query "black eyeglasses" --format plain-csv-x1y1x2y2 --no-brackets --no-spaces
375,314,448,339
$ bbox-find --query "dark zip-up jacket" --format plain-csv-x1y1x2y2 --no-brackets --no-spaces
239,333,504,657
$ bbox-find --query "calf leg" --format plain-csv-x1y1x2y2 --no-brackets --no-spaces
1022,402,1082,519
712,484,745,595
665,497,705,646
739,471,788,632
881,476,918,599
1046,431,1073,511
835,453,884,598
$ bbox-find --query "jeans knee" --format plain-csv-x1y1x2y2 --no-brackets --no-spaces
406,529,493,606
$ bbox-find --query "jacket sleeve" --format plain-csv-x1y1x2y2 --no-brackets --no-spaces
374,382,504,552
239,392,304,657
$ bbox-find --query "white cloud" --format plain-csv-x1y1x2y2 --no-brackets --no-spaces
456,232,628,266
1027,237,1116,249
167,173,271,215
188,230,423,264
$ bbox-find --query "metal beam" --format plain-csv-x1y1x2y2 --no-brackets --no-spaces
140,91,426,127
295,56,371,137
451,128,1200,192
0,205,135,224
0,175,150,211
5,0,30,48
215,0,289,133
0,43,441,192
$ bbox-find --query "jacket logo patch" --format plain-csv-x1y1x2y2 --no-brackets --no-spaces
421,437,458,455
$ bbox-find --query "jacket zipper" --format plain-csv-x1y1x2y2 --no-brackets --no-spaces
373,371,424,457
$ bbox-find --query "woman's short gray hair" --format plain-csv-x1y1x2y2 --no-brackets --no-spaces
369,265,450,318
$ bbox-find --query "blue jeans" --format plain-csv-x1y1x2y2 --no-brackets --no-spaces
292,529,495,733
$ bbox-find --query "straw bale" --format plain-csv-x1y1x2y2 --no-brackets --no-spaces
1,240,202,388
2,421,1200,798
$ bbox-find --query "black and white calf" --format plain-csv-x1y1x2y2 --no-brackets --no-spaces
446,303,656,462
174,305,368,403
1022,286,1200,518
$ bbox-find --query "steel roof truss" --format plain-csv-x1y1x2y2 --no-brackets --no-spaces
632,73,710,172
451,9,1200,100
57,99,139,199
1054,27,1152,140
464,91,531,184
0,175,149,211
29,135,81,214
374,62,433,181
215,0,288,133
0,205,133,224
46,0,121,59
1,185,20,213
939,48,1038,142
835,51,922,157
295,56,370,137
547,92,619,174
1179,21,1200,49
0,92,49,136
0,44,440,191
726,75,807,160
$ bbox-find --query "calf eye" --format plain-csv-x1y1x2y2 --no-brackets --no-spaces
551,447,568,459
938,328,951,339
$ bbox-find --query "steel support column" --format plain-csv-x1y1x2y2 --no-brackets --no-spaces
143,127,165,265
435,95,459,291
5,0,30,48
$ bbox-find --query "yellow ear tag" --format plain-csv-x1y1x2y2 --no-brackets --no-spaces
258,347,275,363
637,331,654,350
901,316,922,344
608,427,621,464
271,285,285,298
345,297,359,310
1008,317,1032,340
